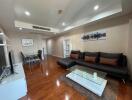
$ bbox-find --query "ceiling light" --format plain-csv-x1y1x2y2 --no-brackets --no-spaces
62,22,66,26
25,11,31,16
19,27,22,30
94,5,99,10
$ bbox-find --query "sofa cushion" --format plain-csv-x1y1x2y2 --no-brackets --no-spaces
84,56,96,63
70,53,79,59
100,52,123,65
100,57,118,66
57,58,76,68
70,50,80,59
84,52,99,63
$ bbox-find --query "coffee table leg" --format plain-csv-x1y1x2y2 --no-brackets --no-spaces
122,79,126,84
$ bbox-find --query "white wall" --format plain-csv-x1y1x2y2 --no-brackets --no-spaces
7,33,47,63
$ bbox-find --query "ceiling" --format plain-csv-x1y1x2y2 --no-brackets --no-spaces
0,0,132,37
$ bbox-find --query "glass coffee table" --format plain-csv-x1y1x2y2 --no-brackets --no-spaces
66,65,107,96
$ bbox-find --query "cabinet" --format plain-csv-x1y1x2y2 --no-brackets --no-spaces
0,63,27,100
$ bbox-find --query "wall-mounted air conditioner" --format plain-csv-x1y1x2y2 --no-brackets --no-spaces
14,20,59,33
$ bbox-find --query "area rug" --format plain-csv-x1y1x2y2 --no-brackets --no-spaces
59,73,119,100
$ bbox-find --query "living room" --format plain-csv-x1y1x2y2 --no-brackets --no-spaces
0,0,132,100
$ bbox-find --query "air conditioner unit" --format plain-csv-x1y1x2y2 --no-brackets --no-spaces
14,20,59,33
32,25,51,31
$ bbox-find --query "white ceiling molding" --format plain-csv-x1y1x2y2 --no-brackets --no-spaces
62,8,122,33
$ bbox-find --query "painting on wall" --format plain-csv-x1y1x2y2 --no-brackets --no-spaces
22,39,33,47
81,30,106,41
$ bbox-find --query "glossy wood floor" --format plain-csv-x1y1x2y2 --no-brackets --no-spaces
20,56,132,100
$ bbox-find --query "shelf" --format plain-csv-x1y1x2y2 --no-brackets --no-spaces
0,44,11,46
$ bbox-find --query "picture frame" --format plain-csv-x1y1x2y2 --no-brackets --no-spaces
22,39,33,47
81,30,106,41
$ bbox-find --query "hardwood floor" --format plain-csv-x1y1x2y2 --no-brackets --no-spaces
20,56,132,100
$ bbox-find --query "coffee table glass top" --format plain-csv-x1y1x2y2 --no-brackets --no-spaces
66,65,107,96
67,65,107,78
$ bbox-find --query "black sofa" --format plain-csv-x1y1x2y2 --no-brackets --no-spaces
57,51,128,80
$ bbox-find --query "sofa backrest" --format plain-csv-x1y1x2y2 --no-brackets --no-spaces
70,50,80,59
71,50,80,54
70,50,127,67
99,52,123,65
77,51,127,67
84,52,99,63
121,55,127,67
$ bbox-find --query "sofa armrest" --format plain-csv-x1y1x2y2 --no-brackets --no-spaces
122,55,127,67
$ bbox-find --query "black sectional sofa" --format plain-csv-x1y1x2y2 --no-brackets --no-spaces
57,51,129,80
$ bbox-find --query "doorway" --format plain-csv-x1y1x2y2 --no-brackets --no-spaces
63,39,72,58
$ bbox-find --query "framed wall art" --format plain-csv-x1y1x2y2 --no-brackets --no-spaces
81,30,106,41
22,39,33,47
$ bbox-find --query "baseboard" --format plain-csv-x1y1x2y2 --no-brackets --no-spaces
52,55,63,58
